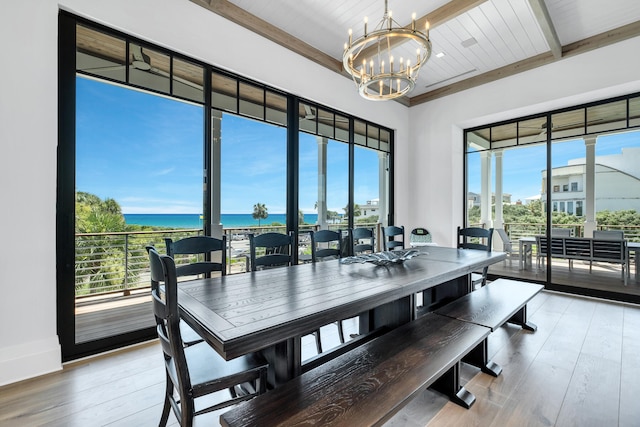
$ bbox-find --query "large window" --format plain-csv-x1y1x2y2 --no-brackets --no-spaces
58,15,394,360
465,93,640,304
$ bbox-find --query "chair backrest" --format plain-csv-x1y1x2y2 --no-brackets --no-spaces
382,225,405,251
249,232,294,271
147,247,191,397
310,229,342,262
351,227,375,255
409,227,432,246
551,228,572,237
457,226,493,252
593,230,624,241
495,228,512,252
165,235,227,278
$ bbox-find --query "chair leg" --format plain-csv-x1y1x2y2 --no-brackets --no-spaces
337,321,345,344
159,375,172,427
314,329,323,354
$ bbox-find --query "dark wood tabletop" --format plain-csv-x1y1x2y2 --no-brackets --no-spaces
178,246,505,364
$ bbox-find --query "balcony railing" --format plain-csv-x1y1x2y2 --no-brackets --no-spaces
74,222,380,300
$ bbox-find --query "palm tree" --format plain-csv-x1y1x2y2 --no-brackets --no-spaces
253,202,268,226
343,203,361,218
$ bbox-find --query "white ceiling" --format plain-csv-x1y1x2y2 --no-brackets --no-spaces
213,0,640,102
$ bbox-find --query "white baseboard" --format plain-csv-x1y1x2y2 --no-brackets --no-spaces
0,336,62,386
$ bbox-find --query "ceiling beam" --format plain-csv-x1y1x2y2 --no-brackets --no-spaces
358,0,488,62
528,0,562,59
189,0,343,74
409,19,640,106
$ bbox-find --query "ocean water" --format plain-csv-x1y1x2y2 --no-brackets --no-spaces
124,213,319,228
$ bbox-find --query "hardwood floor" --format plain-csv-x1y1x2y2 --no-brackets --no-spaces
2,291,639,426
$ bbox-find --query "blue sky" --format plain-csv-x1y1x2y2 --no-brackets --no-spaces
76,77,380,214
467,130,639,202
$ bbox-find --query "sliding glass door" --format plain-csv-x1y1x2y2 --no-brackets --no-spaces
465,93,640,304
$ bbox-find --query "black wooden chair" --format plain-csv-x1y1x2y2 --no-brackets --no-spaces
147,247,268,427
165,235,227,278
457,226,494,288
309,229,346,347
163,236,227,346
351,227,375,255
249,232,294,271
310,229,342,262
382,225,405,251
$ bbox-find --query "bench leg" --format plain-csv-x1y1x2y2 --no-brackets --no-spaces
462,338,502,377
507,305,537,332
430,361,476,409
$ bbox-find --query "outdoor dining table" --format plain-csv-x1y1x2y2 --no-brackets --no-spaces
177,245,506,387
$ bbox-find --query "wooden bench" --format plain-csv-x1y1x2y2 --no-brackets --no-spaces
535,236,628,284
434,278,544,377
220,313,490,427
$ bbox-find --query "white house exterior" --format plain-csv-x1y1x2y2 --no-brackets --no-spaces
542,147,640,215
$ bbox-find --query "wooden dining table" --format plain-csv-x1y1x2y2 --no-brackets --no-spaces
178,245,506,386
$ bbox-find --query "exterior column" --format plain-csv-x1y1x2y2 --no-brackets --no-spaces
493,150,504,249
480,151,492,228
210,110,223,239
584,137,597,237
317,137,328,229
378,151,388,226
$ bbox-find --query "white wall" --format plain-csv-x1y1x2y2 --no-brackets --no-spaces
0,0,410,385
406,36,640,247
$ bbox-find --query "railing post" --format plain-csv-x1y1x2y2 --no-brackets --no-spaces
123,233,130,296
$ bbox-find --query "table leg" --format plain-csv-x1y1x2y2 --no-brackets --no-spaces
260,337,301,388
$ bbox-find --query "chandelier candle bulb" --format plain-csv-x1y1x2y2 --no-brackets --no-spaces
390,56,393,73
412,13,416,31
364,17,368,36
348,28,352,47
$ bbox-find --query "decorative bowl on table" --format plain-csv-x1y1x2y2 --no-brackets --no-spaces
340,249,422,266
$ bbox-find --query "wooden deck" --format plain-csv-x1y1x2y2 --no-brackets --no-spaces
4,291,639,426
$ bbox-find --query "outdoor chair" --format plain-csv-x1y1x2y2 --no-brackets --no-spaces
457,226,494,288
351,227,375,255
496,228,526,266
147,248,268,427
381,225,405,251
165,235,227,278
249,232,294,271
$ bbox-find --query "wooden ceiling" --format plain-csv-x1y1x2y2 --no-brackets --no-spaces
189,0,640,106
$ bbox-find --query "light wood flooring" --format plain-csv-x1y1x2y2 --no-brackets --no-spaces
3,291,640,426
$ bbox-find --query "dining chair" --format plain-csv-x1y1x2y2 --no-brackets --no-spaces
310,229,342,262
351,227,375,255
146,245,203,347
249,232,294,271
165,235,227,278
163,236,227,346
409,227,433,246
457,226,494,288
147,248,268,427
309,229,345,347
381,225,405,251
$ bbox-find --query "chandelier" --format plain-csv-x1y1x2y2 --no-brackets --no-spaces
343,0,432,101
